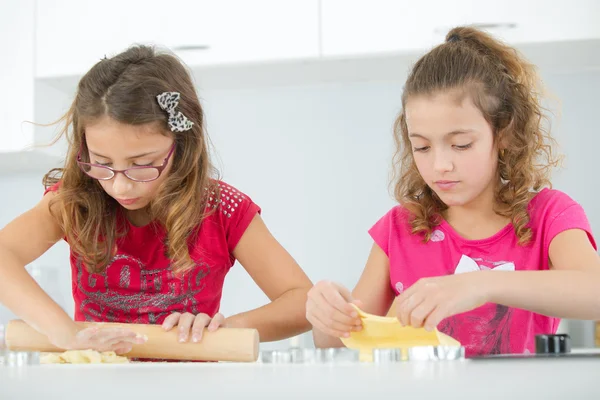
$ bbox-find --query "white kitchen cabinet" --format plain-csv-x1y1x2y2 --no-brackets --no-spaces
321,0,600,57
0,0,35,152
35,0,320,79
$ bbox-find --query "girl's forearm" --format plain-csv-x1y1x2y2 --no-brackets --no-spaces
487,270,600,320
225,287,311,342
0,246,77,344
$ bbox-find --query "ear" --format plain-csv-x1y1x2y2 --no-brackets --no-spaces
495,128,509,153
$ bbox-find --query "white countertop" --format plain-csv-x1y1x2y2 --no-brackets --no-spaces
2,355,600,400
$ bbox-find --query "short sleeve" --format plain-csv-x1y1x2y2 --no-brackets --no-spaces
211,181,261,253
368,206,402,256
534,190,597,252
545,203,596,251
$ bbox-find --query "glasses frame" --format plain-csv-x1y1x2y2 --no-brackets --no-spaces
77,142,176,182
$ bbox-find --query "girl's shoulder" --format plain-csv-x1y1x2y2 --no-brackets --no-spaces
205,180,259,216
201,180,262,254
527,188,583,220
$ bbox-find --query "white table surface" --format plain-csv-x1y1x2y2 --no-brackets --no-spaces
2,353,600,400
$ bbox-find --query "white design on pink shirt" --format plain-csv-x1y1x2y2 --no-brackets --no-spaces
454,255,515,274
430,229,445,242
395,281,404,294
439,254,515,356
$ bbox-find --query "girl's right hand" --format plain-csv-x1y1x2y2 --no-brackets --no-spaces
49,324,148,355
306,280,364,338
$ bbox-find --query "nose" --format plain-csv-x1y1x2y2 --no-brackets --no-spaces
111,172,133,197
433,148,454,174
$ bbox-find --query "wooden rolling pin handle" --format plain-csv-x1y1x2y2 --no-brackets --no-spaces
5,319,259,362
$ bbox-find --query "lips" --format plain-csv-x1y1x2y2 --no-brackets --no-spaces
116,198,140,206
435,181,459,190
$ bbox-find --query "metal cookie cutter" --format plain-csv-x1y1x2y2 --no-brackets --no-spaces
1,351,40,367
372,348,403,363
258,349,292,364
407,345,465,361
0,325,40,367
314,348,359,364
259,347,359,364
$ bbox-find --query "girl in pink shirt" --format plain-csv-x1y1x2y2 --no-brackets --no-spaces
306,26,600,356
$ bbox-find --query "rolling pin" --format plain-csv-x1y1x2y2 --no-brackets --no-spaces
5,319,259,362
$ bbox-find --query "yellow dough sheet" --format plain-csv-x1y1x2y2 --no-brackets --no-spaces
341,304,460,361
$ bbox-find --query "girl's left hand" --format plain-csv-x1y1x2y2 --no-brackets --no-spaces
162,312,226,343
395,272,492,331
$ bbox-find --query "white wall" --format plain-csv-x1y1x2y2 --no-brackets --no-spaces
1,67,598,350
0,174,73,327
203,81,401,348
546,71,600,235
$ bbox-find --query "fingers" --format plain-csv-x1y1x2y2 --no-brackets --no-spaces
112,341,133,355
306,292,362,338
78,327,143,344
321,285,358,318
160,312,226,343
423,305,449,331
207,313,225,332
176,312,196,343
162,312,181,331
74,326,99,342
318,292,361,328
395,278,449,329
309,312,350,338
408,300,437,329
396,293,425,326
93,327,139,342
161,312,227,343
352,299,365,309
311,306,361,338
305,281,362,335
74,327,146,352
191,313,211,343
336,284,356,304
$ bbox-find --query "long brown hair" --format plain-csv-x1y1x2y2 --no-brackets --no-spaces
393,26,560,244
43,45,217,274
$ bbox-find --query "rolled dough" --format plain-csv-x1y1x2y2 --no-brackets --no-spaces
40,350,129,364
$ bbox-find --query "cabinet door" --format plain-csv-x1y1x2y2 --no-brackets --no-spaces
321,0,600,57
0,0,35,151
35,0,320,78
433,0,600,45
321,0,436,56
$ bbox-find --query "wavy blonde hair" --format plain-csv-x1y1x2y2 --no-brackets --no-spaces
43,45,217,274
393,26,560,245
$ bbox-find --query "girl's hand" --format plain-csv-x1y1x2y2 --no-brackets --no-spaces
395,271,492,331
306,280,364,338
49,324,147,355
162,312,226,343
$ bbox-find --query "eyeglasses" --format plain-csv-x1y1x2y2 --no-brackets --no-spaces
77,143,176,182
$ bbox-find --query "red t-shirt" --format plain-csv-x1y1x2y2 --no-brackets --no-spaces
45,181,260,324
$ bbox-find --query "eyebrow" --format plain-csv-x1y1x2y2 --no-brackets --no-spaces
409,129,475,139
89,150,160,160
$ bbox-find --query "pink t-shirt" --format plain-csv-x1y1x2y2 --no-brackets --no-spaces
369,189,596,357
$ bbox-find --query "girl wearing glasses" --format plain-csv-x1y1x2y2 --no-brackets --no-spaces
0,46,313,354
